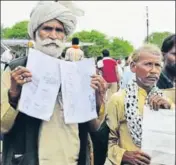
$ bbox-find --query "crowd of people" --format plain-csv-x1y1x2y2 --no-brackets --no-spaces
1,1,175,165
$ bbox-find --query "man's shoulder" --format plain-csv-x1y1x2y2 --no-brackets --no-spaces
8,56,27,70
103,57,116,64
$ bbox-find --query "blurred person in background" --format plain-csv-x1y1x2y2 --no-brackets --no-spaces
120,55,135,89
65,37,84,61
98,49,120,100
157,34,176,89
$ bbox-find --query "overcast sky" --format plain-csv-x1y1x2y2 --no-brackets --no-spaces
1,1,175,48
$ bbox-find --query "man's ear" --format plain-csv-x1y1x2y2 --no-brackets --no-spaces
130,61,137,73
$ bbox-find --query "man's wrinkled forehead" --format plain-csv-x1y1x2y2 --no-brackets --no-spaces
38,19,64,30
139,51,162,60
134,51,162,64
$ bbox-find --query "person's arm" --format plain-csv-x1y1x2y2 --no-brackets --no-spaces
1,67,19,134
88,103,106,132
65,49,71,61
115,64,120,82
88,74,107,132
106,94,126,165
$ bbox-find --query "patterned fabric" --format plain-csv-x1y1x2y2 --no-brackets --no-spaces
124,80,163,147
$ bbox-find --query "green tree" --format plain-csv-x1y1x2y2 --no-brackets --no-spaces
2,20,29,39
144,31,173,48
109,37,134,58
70,30,134,58
70,30,110,57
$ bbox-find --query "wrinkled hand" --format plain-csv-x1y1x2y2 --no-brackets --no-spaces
90,74,107,104
149,94,171,110
10,66,32,97
122,151,151,165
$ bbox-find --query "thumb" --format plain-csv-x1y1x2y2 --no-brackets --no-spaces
163,103,170,109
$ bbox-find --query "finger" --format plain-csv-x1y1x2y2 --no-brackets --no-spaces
149,95,160,110
11,67,32,78
91,80,102,90
16,78,32,85
90,84,98,90
140,152,151,160
91,76,106,94
148,94,155,103
12,71,32,83
162,103,170,109
91,76,102,83
157,98,165,110
11,72,31,83
15,69,32,77
135,158,148,165
153,97,163,111
21,72,32,78
137,155,151,164
157,99,166,110
15,74,32,84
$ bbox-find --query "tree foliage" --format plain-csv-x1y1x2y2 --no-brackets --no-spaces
71,30,134,58
109,38,134,58
2,20,29,39
144,31,173,48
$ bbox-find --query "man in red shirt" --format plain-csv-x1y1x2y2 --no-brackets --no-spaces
97,49,120,100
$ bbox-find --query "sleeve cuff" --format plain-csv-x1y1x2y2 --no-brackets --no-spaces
1,103,18,134
116,148,126,165
107,147,126,165
8,90,20,109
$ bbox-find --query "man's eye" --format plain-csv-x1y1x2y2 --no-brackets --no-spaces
42,26,53,31
155,64,162,68
56,28,64,33
145,63,152,66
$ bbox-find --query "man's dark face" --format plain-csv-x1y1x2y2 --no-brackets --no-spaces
131,52,162,88
164,45,176,76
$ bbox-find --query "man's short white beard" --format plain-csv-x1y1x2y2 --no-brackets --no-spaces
34,31,66,58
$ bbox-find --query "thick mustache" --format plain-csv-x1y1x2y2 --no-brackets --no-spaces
41,40,62,47
147,76,159,79
44,43,59,47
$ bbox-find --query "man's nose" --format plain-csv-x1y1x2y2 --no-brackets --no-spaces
150,65,160,74
49,30,58,40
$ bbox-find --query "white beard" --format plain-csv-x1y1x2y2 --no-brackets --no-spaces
34,32,65,58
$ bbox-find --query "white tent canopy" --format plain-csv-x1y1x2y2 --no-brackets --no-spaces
2,39,94,47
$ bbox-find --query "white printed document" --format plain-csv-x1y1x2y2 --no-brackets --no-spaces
60,58,97,124
142,106,175,165
18,49,61,121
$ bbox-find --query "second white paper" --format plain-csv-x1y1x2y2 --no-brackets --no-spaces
60,58,97,124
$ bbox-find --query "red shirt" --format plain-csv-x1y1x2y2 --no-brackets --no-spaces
102,57,119,83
